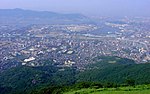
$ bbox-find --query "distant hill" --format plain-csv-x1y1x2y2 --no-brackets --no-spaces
0,8,90,24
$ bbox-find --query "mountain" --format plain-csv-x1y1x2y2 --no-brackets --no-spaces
77,56,150,84
1,56,150,94
0,8,90,24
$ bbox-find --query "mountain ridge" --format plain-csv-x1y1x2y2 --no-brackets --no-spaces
0,8,90,24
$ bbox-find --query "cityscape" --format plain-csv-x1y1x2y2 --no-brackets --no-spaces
0,16,150,71
1,0,150,93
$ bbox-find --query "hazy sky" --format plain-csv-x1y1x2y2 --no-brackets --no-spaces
0,0,150,16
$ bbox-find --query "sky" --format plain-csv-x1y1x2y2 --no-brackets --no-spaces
0,0,150,17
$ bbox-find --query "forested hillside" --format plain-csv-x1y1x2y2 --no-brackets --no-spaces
0,56,150,94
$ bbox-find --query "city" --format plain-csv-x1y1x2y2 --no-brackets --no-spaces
0,17,150,71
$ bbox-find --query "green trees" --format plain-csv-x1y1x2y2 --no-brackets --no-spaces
0,85,12,94
0,56,150,94
125,78,135,86
77,56,150,85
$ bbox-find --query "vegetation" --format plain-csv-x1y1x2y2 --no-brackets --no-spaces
0,65,77,94
31,82,150,94
0,56,150,94
64,88,150,94
77,56,150,84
